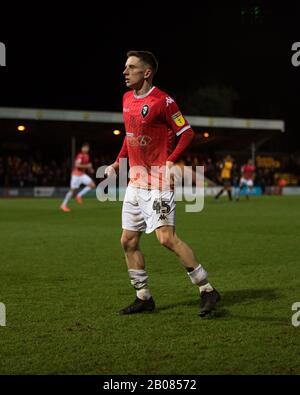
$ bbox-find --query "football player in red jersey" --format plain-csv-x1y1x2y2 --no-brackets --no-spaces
60,142,96,212
236,159,256,201
105,51,220,316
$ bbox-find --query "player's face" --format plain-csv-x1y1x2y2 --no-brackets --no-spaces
123,56,151,89
82,145,89,154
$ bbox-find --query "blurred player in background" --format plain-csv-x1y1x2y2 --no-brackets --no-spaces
60,142,95,212
236,159,256,201
214,155,233,201
231,161,240,198
105,50,220,317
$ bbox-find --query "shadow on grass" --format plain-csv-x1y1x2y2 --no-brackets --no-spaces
157,288,280,320
221,288,280,307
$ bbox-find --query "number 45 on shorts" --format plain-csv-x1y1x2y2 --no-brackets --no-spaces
152,199,171,214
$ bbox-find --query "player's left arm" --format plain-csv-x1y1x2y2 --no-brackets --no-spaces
166,130,195,168
163,96,195,167
88,161,95,174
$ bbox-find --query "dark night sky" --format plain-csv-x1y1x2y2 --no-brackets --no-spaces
1,1,300,148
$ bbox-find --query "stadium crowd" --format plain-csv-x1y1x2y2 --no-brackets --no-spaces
1,152,300,189
0,154,115,187
180,153,300,190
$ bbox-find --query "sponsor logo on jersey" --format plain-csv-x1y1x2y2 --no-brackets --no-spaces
123,107,130,112
126,132,134,137
172,111,186,127
166,96,174,106
141,104,150,118
127,135,152,147
137,135,152,146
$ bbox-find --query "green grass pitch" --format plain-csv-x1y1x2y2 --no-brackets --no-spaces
0,196,300,374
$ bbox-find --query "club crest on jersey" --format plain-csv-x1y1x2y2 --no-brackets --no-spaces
141,104,150,118
172,111,186,127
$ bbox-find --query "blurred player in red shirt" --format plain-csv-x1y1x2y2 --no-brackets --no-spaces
60,142,96,212
278,177,287,195
105,50,220,316
236,159,256,201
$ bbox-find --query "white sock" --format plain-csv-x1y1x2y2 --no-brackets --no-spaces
187,264,207,285
77,186,92,198
62,191,73,207
199,282,214,294
136,288,151,301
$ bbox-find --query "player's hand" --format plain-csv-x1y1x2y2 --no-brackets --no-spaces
104,162,119,177
104,166,114,177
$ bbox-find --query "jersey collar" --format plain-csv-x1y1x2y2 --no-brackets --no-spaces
134,86,156,99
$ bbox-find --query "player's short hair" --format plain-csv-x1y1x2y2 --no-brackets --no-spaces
126,50,158,75
82,142,90,148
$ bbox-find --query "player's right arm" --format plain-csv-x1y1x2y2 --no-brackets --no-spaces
104,136,128,176
105,93,129,177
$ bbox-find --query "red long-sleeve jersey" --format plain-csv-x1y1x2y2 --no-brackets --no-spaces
116,86,194,189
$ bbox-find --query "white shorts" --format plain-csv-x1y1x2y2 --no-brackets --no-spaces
70,174,92,189
240,178,254,188
122,185,176,234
